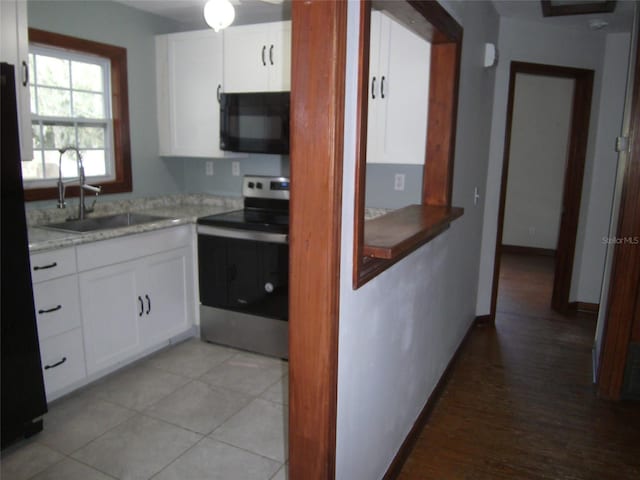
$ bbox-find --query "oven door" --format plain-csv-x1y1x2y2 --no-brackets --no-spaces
197,226,288,320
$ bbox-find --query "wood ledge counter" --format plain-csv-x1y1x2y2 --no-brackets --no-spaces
363,204,464,260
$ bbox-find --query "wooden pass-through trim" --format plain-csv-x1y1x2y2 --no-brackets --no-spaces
353,0,463,289
288,0,346,478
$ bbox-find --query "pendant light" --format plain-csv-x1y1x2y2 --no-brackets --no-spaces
204,0,236,32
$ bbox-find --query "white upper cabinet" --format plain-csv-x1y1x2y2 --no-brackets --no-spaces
223,21,291,93
1,0,33,162
156,30,244,158
367,11,430,165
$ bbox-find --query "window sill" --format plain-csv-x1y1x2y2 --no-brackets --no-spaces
357,204,463,286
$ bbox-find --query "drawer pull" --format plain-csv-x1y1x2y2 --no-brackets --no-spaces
38,305,62,314
44,357,67,370
34,262,57,271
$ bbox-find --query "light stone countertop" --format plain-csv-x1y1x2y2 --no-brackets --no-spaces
28,194,243,253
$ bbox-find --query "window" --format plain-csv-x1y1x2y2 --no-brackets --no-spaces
24,29,132,201
25,46,112,183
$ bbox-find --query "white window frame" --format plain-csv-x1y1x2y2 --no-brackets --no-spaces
26,44,116,188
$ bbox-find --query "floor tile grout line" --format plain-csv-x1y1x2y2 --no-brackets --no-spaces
207,437,288,465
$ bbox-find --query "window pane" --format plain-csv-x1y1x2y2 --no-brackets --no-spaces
42,124,75,149
22,152,43,180
81,150,107,177
37,87,71,117
35,54,70,88
78,126,105,148
72,61,103,92
72,91,104,118
47,149,78,178
32,123,42,149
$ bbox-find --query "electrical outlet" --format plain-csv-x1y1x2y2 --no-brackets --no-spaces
205,161,214,176
394,173,405,191
232,161,240,177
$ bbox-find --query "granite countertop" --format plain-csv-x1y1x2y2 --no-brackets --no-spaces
28,194,243,253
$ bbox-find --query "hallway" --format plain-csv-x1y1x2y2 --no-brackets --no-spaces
398,253,640,479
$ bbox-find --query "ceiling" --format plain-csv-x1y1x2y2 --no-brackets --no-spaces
115,0,291,30
115,0,634,33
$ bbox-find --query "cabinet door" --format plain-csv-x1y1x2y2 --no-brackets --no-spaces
267,21,291,92
367,12,430,165
138,248,193,349
168,31,223,157
223,23,270,93
1,0,33,162
79,262,140,375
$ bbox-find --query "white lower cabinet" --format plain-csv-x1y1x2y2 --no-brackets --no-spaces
31,225,196,398
77,226,195,377
40,329,86,398
79,261,141,375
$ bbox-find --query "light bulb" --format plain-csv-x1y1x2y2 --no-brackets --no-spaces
204,0,236,32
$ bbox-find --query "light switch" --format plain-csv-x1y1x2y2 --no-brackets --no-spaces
394,174,405,191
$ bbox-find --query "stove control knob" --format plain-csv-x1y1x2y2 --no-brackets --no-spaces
248,182,255,188
264,282,274,293
256,182,263,189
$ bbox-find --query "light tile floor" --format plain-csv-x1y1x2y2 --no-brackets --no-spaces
0,339,289,480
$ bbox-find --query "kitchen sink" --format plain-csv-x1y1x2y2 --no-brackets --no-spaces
42,213,171,234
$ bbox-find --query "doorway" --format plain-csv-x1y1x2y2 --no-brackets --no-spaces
490,61,595,320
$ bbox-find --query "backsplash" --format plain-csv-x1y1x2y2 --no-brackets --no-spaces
25,194,242,227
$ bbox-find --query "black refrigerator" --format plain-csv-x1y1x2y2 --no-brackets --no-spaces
1,62,48,449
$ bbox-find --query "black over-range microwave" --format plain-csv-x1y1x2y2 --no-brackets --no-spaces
220,92,290,155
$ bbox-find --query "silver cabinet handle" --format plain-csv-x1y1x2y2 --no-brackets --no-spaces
371,76,376,99
145,294,151,315
217,84,221,103
381,76,386,99
138,296,144,316
269,44,274,65
261,45,266,66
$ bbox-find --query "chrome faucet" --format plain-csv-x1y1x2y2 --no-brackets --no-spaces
57,146,102,220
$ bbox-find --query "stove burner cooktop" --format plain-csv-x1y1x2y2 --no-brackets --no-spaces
197,175,290,235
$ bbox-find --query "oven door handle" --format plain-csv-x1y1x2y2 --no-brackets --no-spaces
197,225,288,244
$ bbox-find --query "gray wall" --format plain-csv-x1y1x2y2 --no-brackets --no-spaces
475,15,629,311
503,73,574,249
336,1,499,477
365,164,423,208
27,0,188,206
182,154,289,197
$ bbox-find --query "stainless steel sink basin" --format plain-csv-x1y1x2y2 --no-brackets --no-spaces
42,213,170,233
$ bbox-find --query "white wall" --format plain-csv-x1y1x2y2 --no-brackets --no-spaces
576,32,631,303
503,74,574,249
336,1,499,478
476,16,616,314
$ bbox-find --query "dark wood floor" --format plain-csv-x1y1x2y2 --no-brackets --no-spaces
398,253,640,479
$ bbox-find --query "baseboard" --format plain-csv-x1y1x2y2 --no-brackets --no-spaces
382,318,479,479
500,244,556,257
475,314,493,325
568,301,599,315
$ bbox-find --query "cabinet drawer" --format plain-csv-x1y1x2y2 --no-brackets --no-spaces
40,328,86,399
33,275,81,340
31,247,77,283
76,225,192,272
